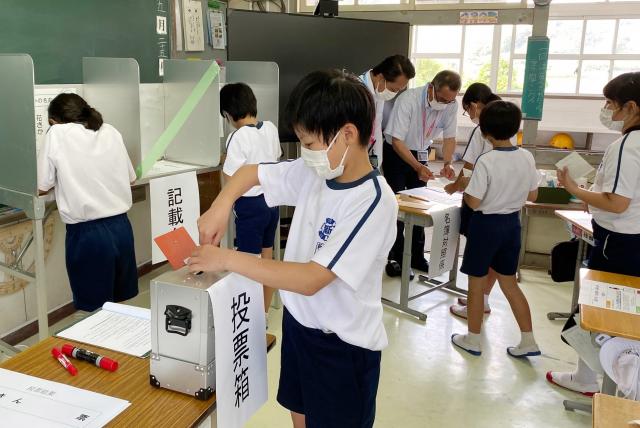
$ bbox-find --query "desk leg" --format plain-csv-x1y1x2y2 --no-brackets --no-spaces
601,372,617,395
547,237,584,321
517,207,528,282
563,399,592,413
381,214,428,321
34,218,49,340
0,341,19,359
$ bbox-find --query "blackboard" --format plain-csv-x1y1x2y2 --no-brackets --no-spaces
227,10,411,141
0,0,170,84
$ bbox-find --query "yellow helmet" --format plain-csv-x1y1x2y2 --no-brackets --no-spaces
549,133,574,150
516,131,523,146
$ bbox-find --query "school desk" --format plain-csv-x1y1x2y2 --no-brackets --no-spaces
593,393,640,428
0,334,277,427
549,210,594,321
517,201,583,281
564,269,640,414
388,195,465,321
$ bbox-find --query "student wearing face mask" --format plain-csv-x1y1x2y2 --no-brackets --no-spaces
383,70,461,275
192,70,398,428
547,72,640,396
359,55,415,169
445,83,517,319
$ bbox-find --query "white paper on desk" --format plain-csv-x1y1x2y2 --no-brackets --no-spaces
579,279,640,315
427,204,461,279
400,187,462,206
561,314,604,373
208,273,267,428
0,368,130,428
555,152,595,180
56,303,151,358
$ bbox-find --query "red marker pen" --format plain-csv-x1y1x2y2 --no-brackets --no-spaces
62,344,119,372
51,347,78,376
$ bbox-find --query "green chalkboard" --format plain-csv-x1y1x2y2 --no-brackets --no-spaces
0,0,170,84
521,36,550,121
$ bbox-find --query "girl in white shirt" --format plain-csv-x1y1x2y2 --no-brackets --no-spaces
548,72,640,396
38,93,138,312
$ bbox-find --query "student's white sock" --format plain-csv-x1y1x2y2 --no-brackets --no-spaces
574,358,598,384
451,332,481,355
519,331,536,348
467,332,481,346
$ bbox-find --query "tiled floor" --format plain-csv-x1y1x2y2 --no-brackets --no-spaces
13,263,592,428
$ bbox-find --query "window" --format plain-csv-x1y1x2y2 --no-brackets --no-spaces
411,18,640,96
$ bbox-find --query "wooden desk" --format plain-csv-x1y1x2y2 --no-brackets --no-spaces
389,195,464,321
546,210,594,321
0,335,276,427
593,393,640,428
580,269,640,341
517,201,583,280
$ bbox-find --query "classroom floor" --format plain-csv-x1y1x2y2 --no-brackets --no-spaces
10,259,594,428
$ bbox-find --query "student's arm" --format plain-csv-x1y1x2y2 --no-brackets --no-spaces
198,165,260,245
463,160,488,210
391,137,433,182
37,127,57,194
527,189,539,202
188,246,336,296
445,161,473,194
558,167,631,214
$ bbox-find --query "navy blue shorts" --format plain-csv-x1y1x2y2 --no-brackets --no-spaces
234,195,279,254
588,220,640,277
277,308,381,428
459,199,473,237
461,211,521,277
65,214,138,312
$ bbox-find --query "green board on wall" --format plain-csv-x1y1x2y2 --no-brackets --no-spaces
521,36,550,121
0,0,170,84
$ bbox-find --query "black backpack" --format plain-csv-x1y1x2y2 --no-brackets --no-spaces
549,239,579,282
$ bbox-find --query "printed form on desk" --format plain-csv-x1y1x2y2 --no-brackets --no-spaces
0,368,129,428
56,302,151,358
399,186,462,206
579,279,640,315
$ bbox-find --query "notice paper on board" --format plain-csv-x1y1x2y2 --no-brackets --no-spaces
0,368,129,428
56,302,151,358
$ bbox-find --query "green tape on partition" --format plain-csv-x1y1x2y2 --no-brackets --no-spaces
135,61,221,179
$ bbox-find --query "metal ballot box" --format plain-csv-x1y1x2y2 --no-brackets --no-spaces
150,268,223,400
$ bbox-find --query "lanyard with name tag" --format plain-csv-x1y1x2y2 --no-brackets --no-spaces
416,150,429,163
421,85,441,150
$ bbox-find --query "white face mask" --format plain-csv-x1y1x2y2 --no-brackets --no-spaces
376,80,397,102
428,85,448,111
301,132,349,180
600,107,624,132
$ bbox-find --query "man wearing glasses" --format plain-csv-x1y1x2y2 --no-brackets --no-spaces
383,70,461,275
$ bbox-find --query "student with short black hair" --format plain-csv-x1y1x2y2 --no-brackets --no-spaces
451,101,541,358
360,55,415,168
38,93,138,312
446,83,516,320
220,82,282,324
547,72,640,396
192,69,397,428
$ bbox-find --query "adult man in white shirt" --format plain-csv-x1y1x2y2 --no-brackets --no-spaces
383,70,461,273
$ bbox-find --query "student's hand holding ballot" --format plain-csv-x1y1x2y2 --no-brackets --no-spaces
188,244,228,273
556,166,577,192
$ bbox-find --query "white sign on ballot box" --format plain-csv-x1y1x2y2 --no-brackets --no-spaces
427,204,461,279
150,171,200,264
208,273,268,428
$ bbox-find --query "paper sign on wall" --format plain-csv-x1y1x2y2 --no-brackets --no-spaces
428,204,461,279
208,273,268,428
34,88,78,155
150,171,200,264
182,0,205,52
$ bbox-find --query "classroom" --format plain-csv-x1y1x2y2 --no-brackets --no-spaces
0,0,639,427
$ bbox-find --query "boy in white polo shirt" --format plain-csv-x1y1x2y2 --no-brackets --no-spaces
191,70,397,428
451,101,541,358
220,82,282,322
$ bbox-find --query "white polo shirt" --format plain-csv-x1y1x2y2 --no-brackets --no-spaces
258,159,398,351
37,123,136,224
384,83,458,151
590,129,640,234
359,70,386,164
223,121,281,197
465,147,539,215
462,125,517,166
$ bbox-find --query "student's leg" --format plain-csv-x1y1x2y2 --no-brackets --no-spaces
457,268,496,311
496,273,541,357
547,358,599,396
291,412,306,428
451,275,484,355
